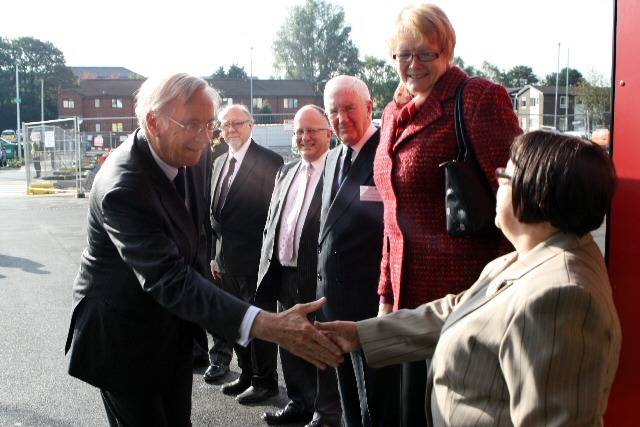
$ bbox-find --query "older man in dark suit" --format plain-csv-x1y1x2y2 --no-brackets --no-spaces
317,76,400,427
209,104,284,404
254,105,341,426
64,74,342,426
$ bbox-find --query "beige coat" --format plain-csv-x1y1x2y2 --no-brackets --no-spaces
358,233,621,426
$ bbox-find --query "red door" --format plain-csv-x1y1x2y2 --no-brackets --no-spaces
605,0,640,422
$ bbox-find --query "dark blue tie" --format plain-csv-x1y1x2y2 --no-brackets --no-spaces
174,167,186,201
338,146,353,188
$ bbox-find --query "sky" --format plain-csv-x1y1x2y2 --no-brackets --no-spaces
2,0,614,82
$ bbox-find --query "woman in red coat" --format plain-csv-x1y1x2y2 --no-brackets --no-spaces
374,4,522,425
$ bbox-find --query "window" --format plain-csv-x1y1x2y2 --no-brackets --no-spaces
95,98,101,108
95,123,101,132
222,98,233,106
520,96,527,108
63,99,75,109
520,117,527,129
253,98,267,109
111,123,124,132
283,98,299,109
112,98,123,109
560,96,567,108
530,97,538,107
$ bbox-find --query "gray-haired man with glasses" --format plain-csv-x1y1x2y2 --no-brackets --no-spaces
65,74,343,426
208,104,285,404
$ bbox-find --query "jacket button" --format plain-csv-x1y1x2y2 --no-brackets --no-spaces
317,273,322,281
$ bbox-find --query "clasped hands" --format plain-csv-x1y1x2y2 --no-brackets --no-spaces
250,297,361,370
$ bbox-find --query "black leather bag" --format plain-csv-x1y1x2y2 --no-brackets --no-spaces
440,78,498,237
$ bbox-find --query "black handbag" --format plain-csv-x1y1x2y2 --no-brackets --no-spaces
439,78,498,237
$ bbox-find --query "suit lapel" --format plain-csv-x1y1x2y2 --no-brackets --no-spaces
210,152,227,214
319,148,340,240
222,140,258,214
391,67,467,154
440,232,581,333
301,175,323,233
135,134,196,257
320,131,379,243
273,161,301,226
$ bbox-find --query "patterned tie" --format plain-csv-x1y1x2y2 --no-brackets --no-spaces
215,157,236,218
279,163,313,264
338,146,353,188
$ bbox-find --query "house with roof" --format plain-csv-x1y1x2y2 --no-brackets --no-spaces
515,85,585,132
70,66,144,80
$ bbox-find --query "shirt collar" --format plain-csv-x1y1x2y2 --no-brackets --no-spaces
228,137,252,163
344,124,376,156
302,150,329,173
148,140,178,181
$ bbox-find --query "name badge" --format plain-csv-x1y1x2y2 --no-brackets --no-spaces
360,185,382,202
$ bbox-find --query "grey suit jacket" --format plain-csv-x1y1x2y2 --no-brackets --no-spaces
255,159,323,305
65,130,250,393
358,232,621,426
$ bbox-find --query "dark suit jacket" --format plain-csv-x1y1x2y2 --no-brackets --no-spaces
64,130,249,393
210,140,282,277
317,130,384,322
255,159,323,305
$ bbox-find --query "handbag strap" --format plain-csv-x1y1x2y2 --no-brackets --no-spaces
454,77,478,162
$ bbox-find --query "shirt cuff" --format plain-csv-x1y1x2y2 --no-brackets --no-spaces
237,305,261,347
379,294,394,305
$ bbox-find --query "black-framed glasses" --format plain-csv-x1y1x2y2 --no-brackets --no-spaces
495,167,512,185
168,117,216,136
220,119,250,130
392,51,440,63
294,127,331,137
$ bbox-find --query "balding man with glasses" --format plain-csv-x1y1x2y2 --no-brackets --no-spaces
253,105,341,426
208,104,284,404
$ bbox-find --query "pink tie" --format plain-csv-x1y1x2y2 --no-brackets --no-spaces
279,164,313,264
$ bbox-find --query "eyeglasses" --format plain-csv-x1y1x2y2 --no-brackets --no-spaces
168,117,216,136
294,127,331,137
392,51,440,63
220,120,250,130
495,167,513,185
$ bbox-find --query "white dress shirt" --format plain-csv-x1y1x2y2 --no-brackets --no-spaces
213,137,252,210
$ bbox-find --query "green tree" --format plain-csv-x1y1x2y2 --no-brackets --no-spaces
454,56,484,78
0,36,75,130
480,61,507,85
358,55,399,110
504,65,539,87
210,64,248,79
272,0,360,94
543,67,584,86
576,71,611,128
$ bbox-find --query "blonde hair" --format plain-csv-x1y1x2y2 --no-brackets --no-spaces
387,4,456,63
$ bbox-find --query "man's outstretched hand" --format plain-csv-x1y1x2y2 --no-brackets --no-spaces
315,320,361,353
251,297,344,369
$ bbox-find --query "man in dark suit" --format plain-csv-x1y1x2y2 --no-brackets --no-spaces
254,105,341,427
317,76,401,427
209,104,284,404
64,74,342,426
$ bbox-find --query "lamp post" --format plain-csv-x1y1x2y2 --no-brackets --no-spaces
15,64,22,160
249,46,254,115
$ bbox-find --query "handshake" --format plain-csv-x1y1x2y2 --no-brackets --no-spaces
250,297,362,369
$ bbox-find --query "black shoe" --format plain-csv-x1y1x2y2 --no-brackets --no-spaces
193,355,210,369
203,363,229,383
261,402,312,425
236,385,278,405
304,419,323,427
221,378,251,396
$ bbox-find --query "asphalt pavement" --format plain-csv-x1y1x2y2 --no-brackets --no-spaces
0,167,295,427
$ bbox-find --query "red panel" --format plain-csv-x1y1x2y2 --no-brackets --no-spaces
606,0,640,423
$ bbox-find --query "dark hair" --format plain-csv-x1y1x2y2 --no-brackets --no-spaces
510,130,617,236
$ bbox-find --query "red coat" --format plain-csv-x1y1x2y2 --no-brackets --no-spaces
375,66,522,310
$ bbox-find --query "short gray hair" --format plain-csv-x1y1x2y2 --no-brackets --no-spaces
323,75,371,106
217,104,254,123
135,73,220,136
